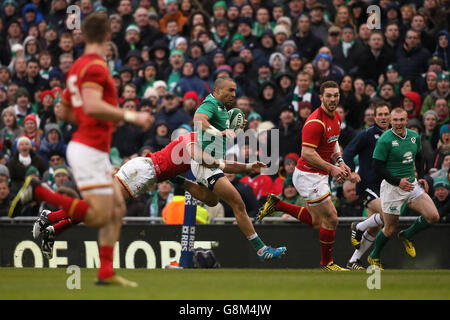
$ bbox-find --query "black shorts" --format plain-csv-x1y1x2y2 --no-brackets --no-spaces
361,187,380,208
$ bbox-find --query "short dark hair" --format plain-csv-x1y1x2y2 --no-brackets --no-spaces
374,101,391,114
320,80,339,95
82,13,111,44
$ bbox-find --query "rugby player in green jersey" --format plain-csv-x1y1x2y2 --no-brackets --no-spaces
192,77,287,261
368,107,440,269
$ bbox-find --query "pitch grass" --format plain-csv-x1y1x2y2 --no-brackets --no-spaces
1,268,450,300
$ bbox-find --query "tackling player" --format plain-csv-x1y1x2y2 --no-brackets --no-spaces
368,107,440,269
258,81,359,271
192,77,287,261
32,130,266,259
342,101,391,269
9,14,153,287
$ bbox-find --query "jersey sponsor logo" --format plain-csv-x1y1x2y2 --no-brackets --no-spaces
389,205,397,213
402,151,413,164
327,135,339,143
392,140,399,147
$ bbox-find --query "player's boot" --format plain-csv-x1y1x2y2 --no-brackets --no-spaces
41,226,55,260
321,261,350,271
367,256,384,270
32,209,51,239
346,259,365,270
350,222,363,249
398,230,416,258
96,275,138,287
257,246,287,261
256,193,280,222
8,176,40,217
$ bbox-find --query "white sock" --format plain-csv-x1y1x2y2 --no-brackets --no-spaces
356,213,383,232
350,231,376,262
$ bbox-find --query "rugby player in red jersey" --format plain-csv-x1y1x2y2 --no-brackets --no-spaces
9,14,153,286
257,81,360,271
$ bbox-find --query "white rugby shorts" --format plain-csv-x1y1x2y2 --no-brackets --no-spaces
115,156,157,198
293,167,331,206
66,141,114,195
190,159,224,190
380,179,424,215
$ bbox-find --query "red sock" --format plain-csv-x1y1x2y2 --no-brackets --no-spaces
47,210,68,223
52,218,73,236
98,246,114,280
275,200,312,226
34,185,89,222
319,227,336,266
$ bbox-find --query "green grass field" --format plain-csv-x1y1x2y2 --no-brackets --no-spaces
1,268,450,300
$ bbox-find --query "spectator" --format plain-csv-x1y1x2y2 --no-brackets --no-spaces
0,180,12,216
144,181,173,218
423,110,441,152
421,73,450,115
309,3,331,45
313,52,343,86
0,106,23,156
151,91,190,132
331,24,365,75
255,80,283,123
160,0,187,34
402,91,422,119
21,113,41,149
433,30,449,71
292,14,323,62
37,123,67,167
272,153,299,196
112,98,146,158
288,71,321,113
432,177,450,223
397,29,431,79
336,105,357,149
182,91,199,118
356,30,395,83
275,104,302,159
173,60,208,100
164,49,185,91
7,136,46,193
339,74,365,130
338,180,363,216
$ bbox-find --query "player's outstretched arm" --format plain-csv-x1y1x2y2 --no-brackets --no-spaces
187,142,266,173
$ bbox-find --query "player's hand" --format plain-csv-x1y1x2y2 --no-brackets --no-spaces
243,119,248,128
134,112,154,131
399,177,415,192
222,129,236,139
348,172,361,183
330,166,348,184
418,179,429,193
338,162,351,177
248,161,267,173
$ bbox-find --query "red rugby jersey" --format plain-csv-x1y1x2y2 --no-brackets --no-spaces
62,53,117,153
147,132,198,181
296,106,341,175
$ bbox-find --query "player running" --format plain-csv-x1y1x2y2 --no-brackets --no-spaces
9,14,153,287
257,81,360,270
32,130,266,259
342,101,391,270
367,107,440,269
192,77,287,261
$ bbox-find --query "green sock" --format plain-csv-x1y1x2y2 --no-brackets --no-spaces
369,230,390,259
248,234,265,251
401,216,430,239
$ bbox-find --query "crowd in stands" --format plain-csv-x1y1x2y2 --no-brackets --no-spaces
0,0,448,223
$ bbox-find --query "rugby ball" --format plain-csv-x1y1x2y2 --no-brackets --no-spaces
228,108,245,131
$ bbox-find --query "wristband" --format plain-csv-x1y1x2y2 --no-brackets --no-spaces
246,163,253,170
124,111,137,122
336,156,344,165
205,125,222,136
218,160,225,170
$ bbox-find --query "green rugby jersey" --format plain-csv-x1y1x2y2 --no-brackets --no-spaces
195,93,230,159
372,128,421,183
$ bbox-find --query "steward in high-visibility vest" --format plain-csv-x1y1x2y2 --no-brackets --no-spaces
161,195,210,224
